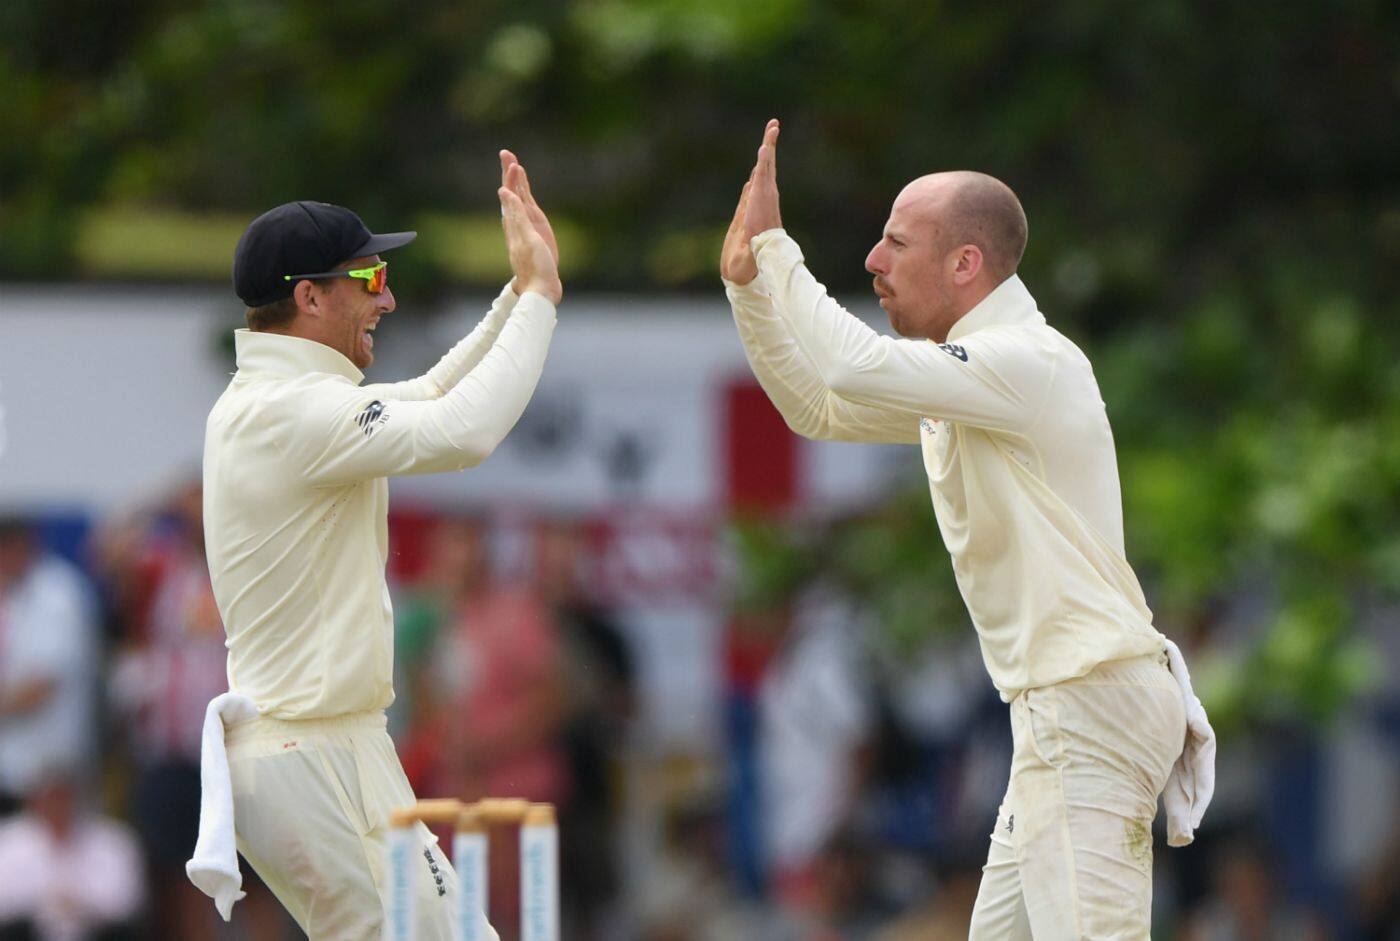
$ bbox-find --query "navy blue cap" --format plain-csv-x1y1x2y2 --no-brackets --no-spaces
233,201,416,307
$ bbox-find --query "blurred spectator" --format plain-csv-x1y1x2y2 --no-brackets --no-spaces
404,515,569,934
95,484,225,937
873,634,1008,863
758,588,873,915
534,518,635,940
1180,836,1332,941
418,516,569,800
0,518,97,817
390,513,465,749
94,484,289,939
0,767,144,941
721,600,784,899
394,515,480,789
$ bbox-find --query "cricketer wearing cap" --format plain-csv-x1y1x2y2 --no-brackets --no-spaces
722,121,1215,939
196,155,558,939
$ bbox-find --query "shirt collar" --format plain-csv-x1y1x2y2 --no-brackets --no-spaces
946,274,1045,343
233,329,363,384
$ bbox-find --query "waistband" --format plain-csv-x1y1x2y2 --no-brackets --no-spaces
1087,650,1171,680
1013,650,1172,700
224,708,387,747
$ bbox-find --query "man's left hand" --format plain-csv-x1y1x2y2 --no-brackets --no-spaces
500,150,559,268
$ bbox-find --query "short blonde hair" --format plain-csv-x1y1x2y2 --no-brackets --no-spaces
941,172,1028,281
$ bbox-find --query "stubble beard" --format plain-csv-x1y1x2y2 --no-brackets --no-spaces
892,283,955,341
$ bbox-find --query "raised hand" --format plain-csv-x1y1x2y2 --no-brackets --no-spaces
500,183,563,304
721,181,759,285
743,119,783,241
500,150,559,268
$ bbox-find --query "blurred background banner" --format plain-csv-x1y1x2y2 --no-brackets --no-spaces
2,0,1399,938
0,290,894,513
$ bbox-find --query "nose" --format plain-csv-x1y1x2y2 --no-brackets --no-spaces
378,285,396,314
865,243,886,275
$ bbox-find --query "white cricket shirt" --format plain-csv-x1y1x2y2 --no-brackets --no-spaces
727,230,1165,699
203,285,556,718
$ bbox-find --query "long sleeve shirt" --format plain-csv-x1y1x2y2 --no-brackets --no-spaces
202,284,556,719
728,229,1164,699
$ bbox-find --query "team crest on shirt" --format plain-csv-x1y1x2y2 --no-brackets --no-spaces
920,418,938,435
937,343,968,362
355,400,388,437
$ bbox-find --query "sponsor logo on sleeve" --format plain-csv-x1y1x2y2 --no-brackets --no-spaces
938,343,968,362
355,400,388,437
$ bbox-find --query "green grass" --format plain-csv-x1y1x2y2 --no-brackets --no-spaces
75,207,249,279
72,205,595,284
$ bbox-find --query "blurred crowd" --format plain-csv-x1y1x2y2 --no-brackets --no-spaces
0,483,1395,940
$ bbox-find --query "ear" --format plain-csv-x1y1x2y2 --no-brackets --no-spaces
292,279,324,319
951,244,983,286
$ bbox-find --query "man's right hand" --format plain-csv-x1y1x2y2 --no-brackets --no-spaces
721,180,759,285
500,162,563,304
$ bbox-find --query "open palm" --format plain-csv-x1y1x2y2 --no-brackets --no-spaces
500,150,559,267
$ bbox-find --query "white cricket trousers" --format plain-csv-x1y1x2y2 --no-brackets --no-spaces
225,709,487,940
969,653,1186,940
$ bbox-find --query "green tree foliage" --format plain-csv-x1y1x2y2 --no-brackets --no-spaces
5,0,1398,729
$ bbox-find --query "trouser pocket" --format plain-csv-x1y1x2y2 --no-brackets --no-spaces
1020,687,1067,769
314,742,373,837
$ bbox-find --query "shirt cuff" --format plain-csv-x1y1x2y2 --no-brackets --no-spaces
515,291,559,322
750,228,797,262
722,276,769,298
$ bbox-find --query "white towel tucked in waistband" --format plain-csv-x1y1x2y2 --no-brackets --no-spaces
186,692,259,920
1162,639,1217,846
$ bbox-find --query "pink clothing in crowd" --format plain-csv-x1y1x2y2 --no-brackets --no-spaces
434,588,567,803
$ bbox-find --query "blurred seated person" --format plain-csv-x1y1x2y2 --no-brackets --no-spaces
0,767,145,941
406,516,569,933
404,516,568,803
0,519,97,817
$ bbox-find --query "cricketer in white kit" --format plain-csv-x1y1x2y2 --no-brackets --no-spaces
193,154,561,940
722,120,1216,940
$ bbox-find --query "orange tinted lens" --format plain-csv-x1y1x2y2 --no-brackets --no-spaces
367,265,387,293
